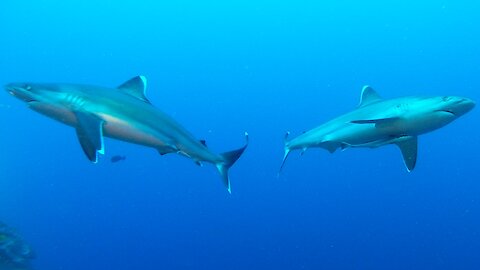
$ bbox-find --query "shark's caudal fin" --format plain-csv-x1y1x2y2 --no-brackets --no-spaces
216,132,249,193
279,132,291,174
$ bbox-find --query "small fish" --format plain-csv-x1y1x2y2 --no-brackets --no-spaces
110,155,126,163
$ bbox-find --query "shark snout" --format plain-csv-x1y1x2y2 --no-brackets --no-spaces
5,84,20,98
4,83,17,95
5,83,25,93
465,97,475,107
4,83,36,102
448,97,475,116
459,97,475,110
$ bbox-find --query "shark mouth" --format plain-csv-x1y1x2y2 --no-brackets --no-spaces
436,109,456,116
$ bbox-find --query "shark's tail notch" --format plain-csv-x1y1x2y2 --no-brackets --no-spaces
216,132,249,193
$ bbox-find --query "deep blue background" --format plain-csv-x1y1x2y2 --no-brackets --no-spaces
1,1,479,269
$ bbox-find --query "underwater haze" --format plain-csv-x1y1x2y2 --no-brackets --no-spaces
1,0,479,269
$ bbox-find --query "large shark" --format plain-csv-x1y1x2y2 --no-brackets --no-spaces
5,76,248,193
281,86,475,172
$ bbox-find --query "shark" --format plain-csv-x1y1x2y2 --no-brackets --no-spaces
281,86,475,172
5,76,248,193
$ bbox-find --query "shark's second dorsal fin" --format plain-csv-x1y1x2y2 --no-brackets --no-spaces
358,85,382,107
117,76,151,104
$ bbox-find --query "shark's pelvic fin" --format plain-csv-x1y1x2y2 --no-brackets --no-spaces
320,141,341,153
395,136,418,172
117,76,151,104
216,132,249,193
74,111,105,163
157,145,178,156
358,85,382,107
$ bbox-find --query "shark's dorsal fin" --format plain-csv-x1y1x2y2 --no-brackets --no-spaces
358,85,382,107
74,111,105,163
395,136,418,172
117,76,151,104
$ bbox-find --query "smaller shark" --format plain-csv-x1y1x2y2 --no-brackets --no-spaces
5,76,248,193
281,86,475,172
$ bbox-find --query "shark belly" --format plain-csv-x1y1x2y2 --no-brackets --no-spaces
399,111,457,135
329,124,392,147
98,112,222,163
99,113,172,149
28,101,78,126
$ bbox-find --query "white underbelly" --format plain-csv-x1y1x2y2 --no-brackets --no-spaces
331,125,387,146
100,114,169,148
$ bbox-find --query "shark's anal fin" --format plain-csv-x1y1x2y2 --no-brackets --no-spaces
358,85,382,107
395,136,418,172
74,111,105,163
117,76,151,104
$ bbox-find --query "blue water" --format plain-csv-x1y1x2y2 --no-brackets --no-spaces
1,1,479,269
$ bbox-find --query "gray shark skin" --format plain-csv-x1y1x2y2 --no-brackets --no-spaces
5,76,248,193
281,86,475,172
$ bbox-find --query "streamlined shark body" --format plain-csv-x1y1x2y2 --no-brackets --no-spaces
281,86,475,171
5,76,248,192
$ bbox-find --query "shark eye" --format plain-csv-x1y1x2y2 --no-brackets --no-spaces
442,96,451,102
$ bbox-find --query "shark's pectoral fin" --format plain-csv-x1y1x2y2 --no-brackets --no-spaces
395,136,418,172
74,111,105,163
351,117,400,126
351,117,404,132
117,76,151,104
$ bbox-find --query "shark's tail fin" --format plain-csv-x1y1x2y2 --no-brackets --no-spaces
216,132,249,193
279,132,291,174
